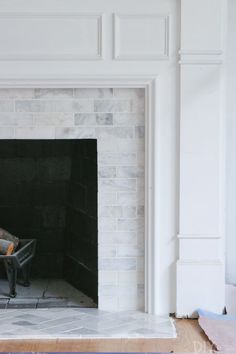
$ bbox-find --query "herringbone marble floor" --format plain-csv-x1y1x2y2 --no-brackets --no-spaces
0,308,176,339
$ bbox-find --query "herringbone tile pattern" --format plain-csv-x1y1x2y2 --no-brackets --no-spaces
0,308,176,339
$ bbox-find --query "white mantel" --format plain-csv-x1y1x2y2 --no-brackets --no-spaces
0,0,228,317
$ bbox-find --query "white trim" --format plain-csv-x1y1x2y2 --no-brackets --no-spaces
177,260,223,266
0,76,153,88
113,13,170,61
179,60,223,65
0,12,104,61
179,50,223,55
178,234,222,239
145,76,160,314
0,75,160,315
179,49,223,65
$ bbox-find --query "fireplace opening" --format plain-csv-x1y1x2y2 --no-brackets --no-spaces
0,139,98,308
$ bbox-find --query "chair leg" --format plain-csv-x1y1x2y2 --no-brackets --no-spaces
4,260,17,298
22,262,31,287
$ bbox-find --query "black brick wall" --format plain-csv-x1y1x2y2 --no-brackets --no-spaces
64,140,98,302
0,140,98,302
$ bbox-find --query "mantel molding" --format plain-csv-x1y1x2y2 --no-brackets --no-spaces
179,49,224,65
0,74,162,315
177,234,222,240
0,76,155,88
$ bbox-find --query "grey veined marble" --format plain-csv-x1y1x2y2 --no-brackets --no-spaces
0,87,146,313
0,308,176,339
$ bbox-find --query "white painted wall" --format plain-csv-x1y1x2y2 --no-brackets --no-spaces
226,0,236,285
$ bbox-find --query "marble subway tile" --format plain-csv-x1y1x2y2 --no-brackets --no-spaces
137,230,145,245
117,270,144,285
75,113,97,126
95,127,133,139
98,152,136,165
117,284,139,296
117,218,144,232
96,113,113,125
113,113,144,126
99,284,117,296
99,217,117,231
0,112,15,125
0,89,34,98
0,113,34,126
0,100,14,112
99,231,137,244
137,150,145,165
116,244,144,257
116,166,144,178
35,113,74,126
138,188,145,203
137,256,145,271
15,99,93,113
98,295,118,311
118,294,144,311
117,192,138,205
0,87,146,313
16,113,35,126
0,127,15,139
99,245,116,257
75,113,113,126
121,206,137,218
35,88,74,98
132,97,145,114
99,205,136,219
97,138,144,153
138,283,145,293
99,258,136,271
137,177,145,192
99,178,136,192
117,188,145,205
135,126,145,138
113,89,145,114
99,206,123,218
99,271,118,284
98,192,117,205
137,205,145,216
113,88,145,99
15,126,55,139
55,127,95,139
74,88,113,98
98,166,116,178
94,100,132,113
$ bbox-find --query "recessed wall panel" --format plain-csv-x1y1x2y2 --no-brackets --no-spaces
0,13,103,60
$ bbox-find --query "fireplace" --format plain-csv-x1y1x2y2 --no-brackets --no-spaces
0,139,98,307
0,87,145,311
0,0,226,319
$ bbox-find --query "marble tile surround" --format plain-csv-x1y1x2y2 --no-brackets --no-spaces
0,87,145,312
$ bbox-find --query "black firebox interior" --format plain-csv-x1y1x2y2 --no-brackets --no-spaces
0,139,98,303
